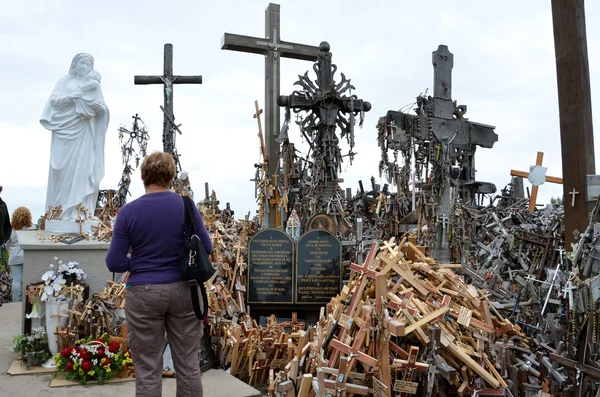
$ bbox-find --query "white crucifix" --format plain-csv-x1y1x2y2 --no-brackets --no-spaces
562,280,575,310
408,170,422,211
569,188,579,207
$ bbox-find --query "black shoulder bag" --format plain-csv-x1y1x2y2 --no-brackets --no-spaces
180,195,214,320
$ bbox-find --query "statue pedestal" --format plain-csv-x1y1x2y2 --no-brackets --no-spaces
45,220,99,234
17,231,112,333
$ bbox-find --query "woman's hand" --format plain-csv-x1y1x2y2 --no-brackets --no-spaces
69,93,83,102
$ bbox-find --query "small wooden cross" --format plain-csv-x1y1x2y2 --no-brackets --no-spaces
76,217,85,236
376,191,387,215
253,100,268,162
268,178,282,228
329,326,378,369
391,346,429,397
349,242,381,278
280,313,305,332
77,204,87,219
569,187,579,207
54,325,68,351
510,151,563,213
311,358,370,396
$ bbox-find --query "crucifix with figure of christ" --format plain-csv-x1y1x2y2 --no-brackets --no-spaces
510,151,563,213
134,43,203,158
221,3,320,228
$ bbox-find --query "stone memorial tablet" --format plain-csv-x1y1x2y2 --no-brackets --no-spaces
248,229,294,304
296,229,342,304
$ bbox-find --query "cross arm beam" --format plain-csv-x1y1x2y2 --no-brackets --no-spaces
549,353,600,379
134,76,203,85
510,170,563,184
430,118,498,149
277,95,371,113
134,76,163,85
221,33,320,62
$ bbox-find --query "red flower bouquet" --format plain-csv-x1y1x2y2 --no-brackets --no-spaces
54,333,132,385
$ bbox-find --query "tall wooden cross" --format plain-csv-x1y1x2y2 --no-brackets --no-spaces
510,151,563,213
221,3,320,228
551,0,596,250
134,43,203,156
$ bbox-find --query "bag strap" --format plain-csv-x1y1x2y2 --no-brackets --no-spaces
182,196,208,320
182,196,198,236
189,280,208,320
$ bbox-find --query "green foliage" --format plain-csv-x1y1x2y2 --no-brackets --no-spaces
550,196,563,207
12,327,52,369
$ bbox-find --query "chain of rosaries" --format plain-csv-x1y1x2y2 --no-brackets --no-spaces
567,282,593,356
564,293,571,354
593,299,598,350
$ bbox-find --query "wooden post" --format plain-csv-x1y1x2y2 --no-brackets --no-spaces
221,4,320,228
551,0,596,248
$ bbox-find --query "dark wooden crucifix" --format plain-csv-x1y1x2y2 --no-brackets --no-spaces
551,0,596,248
134,43,203,158
221,3,320,228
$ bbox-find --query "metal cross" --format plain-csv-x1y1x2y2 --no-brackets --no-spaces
134,43,203,155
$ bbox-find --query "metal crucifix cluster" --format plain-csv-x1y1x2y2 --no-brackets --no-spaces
376,45,498,263
277,41,371,203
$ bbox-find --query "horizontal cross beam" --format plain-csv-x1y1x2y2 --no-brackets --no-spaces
430,118,498,149
134,75,203,85
329,338,378,368
549,353,600,379
510,170,563,184
221,33,320,61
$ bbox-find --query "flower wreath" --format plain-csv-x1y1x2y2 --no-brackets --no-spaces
54,333,132,385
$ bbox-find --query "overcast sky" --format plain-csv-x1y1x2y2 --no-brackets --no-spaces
1,0,599,221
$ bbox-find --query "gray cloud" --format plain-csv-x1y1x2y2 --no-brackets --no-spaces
1,0,598,220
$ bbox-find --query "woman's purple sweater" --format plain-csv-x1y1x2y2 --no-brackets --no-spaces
105,191,213,286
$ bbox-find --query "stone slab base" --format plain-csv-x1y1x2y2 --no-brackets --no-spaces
45,220,99,234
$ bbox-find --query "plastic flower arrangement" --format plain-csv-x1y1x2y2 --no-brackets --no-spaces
11,327,52,369
41,258,87,302
54,333,132,385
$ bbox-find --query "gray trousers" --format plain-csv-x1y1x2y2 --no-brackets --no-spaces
125,280,204,397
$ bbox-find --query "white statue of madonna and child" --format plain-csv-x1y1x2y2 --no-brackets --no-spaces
40,53,109,231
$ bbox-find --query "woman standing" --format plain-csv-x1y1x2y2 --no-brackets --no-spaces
106,152,212,397
6,207,33,302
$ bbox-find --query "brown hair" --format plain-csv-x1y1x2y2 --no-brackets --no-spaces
11,207,33,231
141,152,176,188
